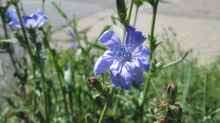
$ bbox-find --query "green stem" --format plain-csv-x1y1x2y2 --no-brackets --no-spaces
31,30,50,123
13,1,38,82
42,0,45,12
39,64,50,123
42,29,70,121
140,76,151,123
133,6,139,26
98,88,113,123
13,1,34,60
68,89,74,122
98,103,107,123
0,12,9,38
140,1,160,122
127,0,134,24
149,0,159,60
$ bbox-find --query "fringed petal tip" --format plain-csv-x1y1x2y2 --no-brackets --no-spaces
99,29,121,49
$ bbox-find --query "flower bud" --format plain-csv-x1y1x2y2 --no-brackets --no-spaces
88,76,103,92
134,0,143,7
88,76,109,97
88,76,98,87
116,0,127,25
167,82,177,104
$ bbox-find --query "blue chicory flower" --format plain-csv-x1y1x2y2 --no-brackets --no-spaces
23,10,48,28
5,8,21,29
94,26,150,89
6,8,48,29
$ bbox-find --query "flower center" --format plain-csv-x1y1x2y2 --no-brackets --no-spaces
114,47,132,62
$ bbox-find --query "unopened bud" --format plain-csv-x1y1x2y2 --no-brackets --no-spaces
134,0,143,7
88,76,109,97
88,76,98,87
116,0,127,25
88,76,103,92
167,82,177,104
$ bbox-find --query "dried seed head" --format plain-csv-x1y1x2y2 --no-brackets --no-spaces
167,82,177,104
159,100,168,109
159,116,167,123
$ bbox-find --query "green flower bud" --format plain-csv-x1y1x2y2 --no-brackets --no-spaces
134,0,143,7
116,0,127,25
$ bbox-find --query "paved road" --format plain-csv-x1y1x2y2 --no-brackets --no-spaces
20,0,220,29
20,0,115,29
1,0,220,91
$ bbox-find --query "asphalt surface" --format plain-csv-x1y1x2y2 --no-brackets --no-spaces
20,0,115,29
19,0,220,30
1,0,220,91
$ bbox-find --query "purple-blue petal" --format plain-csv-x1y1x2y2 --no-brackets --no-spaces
33,10,48,27
132,47,150,70
23,16,36,28
7,9,47,29
125,26,145,51
8,21,20,29
131,67,144,85
25,10,47,28
99,29,121,49
110,73,131,90
124,61,144,85
94,50,114,75
5,8,18,20
5,8,21,29
110,60,123,76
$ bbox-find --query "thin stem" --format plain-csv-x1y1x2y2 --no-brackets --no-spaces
140,76,151,123
39,63,50,123
13,1,34,60
98,103,107,123
68,89,74,122
1,12,9,38
98,88,113,123
31,30,50,123
13,1,38,82
42,0,45,12
133,6,139,26
42,29,70,121
127,0,134,24
140,1,160,122
162,50,190,69
149,1,159,61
